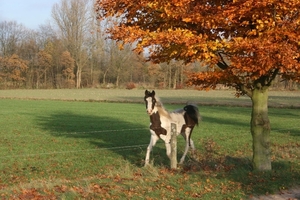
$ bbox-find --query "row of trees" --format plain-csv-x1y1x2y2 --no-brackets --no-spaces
0,0,198,89
0,0,297,90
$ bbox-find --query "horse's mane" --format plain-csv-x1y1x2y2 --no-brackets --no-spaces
155,97,171,119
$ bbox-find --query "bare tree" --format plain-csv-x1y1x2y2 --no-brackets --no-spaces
52,0,92,88
86,13,107,87
109,41,134,87
0,21,26,57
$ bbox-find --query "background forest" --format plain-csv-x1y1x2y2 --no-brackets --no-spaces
0,0,298,90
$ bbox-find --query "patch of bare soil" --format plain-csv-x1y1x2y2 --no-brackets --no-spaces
250,187,300,200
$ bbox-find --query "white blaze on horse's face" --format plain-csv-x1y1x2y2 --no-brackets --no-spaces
145,96,154,115
144,90,156,115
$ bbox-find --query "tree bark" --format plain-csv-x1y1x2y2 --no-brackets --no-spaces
76,67,82,89
115,67,120,87
103,68,108,85
173,68,177,89
251,87,271,171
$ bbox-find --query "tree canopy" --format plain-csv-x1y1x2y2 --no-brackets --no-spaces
96,0,300,95
96,0,300,171
0,54,28,87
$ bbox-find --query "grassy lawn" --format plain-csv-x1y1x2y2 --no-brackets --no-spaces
0,89,299,199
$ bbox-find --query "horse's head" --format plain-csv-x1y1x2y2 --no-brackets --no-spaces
144,90,156,115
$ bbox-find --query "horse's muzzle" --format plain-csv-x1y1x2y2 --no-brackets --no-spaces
146,109,152,115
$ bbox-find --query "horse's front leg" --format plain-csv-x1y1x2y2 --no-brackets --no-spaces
145,131,159,166
165,142,171,159
160,134,171,159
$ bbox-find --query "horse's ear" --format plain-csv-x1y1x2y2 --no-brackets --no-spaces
152,90,155,96
145,90,149,95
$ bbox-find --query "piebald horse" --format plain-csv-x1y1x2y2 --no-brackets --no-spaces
144,90,200,166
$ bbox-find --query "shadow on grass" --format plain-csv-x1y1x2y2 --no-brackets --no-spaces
151,95,296,109
226,158,300,196
186,147,300,197
201,106,300,137
36,108,300,196
36,111,169,167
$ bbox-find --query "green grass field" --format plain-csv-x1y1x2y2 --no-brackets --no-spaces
0,89,299,199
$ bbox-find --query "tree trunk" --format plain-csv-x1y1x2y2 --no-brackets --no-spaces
44,70,47,88
90,62,94,86
180,65,184,86
76,66,81,89
36,71,40,89
251,87,271,171
168,65,171,89
173,68,177,89
115,68,120,87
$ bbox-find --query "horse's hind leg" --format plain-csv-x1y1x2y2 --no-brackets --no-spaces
179,141,190,164
179,127,193,164
145,131,159,166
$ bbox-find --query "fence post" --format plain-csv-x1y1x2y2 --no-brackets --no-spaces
170,123,177,169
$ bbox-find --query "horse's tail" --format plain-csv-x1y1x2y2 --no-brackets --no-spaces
184,104,201,126
183,104,200,147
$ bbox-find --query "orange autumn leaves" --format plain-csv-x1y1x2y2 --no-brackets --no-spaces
0,54,28,84
96,0,300,91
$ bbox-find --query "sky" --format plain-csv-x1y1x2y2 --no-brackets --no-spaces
0,0,61,30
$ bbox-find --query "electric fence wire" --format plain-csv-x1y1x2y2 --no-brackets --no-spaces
0,127,298,159
0,128,151,159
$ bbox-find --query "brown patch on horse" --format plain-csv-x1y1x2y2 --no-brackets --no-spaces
150,112,167,137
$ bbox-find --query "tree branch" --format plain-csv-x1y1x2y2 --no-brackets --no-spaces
239,84,253,97
216,52,230,70
267,68,279,86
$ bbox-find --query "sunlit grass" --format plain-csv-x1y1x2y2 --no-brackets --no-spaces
0,97,299,199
